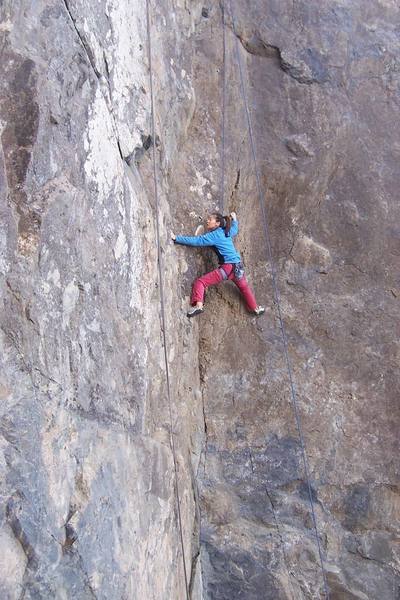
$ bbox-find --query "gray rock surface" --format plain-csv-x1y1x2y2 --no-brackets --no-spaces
1,0,399,599
185,2,400,599
1,1,203,598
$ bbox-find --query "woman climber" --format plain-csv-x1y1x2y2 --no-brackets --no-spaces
172,212,265,318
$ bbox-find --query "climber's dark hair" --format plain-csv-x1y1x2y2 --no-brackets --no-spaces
212,212,231,237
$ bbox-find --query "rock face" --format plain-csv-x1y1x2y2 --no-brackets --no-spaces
1,1,203,598
190,2,400,599
0,1,399,599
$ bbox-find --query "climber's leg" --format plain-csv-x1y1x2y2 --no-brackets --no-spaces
190,267,226,306
231,273,258,312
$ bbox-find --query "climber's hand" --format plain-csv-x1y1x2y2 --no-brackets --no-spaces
171,233,176,241
230,211,237,221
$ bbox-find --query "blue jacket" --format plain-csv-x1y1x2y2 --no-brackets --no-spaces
175,220,241,264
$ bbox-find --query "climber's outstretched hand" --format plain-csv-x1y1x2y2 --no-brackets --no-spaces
171,233,176,241
230,211,237,221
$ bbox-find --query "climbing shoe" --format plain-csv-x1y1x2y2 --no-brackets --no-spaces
253,306,265,316
187,306,204,318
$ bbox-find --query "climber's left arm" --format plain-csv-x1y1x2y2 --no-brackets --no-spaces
174,229,219,247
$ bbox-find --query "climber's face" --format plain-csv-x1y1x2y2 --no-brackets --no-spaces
206,215,219,230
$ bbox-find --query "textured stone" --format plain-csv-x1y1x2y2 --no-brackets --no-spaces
1,0,399,598
0,0,203,597
172,1,400,598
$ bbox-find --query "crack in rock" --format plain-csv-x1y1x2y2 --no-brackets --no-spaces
233,29,329,85
62,0,124,161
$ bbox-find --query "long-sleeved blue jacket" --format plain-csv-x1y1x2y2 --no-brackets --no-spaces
175,220,241,264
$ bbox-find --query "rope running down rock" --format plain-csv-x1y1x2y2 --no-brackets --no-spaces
225,1,331,597
145,1,190,597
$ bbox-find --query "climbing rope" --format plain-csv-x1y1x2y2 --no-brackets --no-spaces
145,2,190,598
225,1,330,597
220,1,227,212
218,11,295,593
219,6,297,598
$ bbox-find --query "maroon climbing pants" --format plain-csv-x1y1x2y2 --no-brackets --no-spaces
191,263,258,311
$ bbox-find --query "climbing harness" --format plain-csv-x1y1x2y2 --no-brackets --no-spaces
218,266,229,280
217,262,244,281
145,2,190,598
233,262,244,280
224,1,331,597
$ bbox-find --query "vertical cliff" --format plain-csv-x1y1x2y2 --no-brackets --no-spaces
1,1,204,598
0,1,399,599
186,3,400,599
